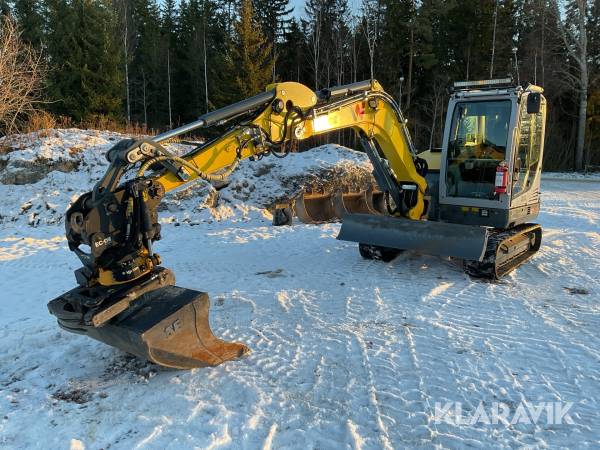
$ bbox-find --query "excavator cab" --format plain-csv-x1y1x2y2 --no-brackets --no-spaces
336,79,545,277
435,79,546,228
444,99,511,199
348,78,546,278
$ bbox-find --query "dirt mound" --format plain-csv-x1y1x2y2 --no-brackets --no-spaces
0,129,372,227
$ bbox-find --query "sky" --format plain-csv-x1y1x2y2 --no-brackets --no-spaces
290,0,361,18
159,0,363,20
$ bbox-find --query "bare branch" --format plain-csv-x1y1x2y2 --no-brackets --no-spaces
361,0,379,80
0,16,47,135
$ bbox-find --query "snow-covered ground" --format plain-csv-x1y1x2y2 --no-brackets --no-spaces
0,130,599,449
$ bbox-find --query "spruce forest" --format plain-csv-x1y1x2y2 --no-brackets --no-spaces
1,0,599,171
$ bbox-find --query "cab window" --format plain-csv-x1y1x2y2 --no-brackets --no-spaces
446,100,511,199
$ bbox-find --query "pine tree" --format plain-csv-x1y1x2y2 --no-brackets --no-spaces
376,0,415,101
253,0,293,43
0,0,591,168
589,0,600,164
589,0,600,67
304,0,350,88
411,0,454,146
493,0,518,79
127,0,163,125
444,0,498,81
277,18,308,82
161,0,178,127
13,0,45,48
46,0,123,121
330,0,351,85
303,0,323,88
253,0,293,80
175,0,230,120
231,0,273,97
162,0,177,41
0,0,10,16
560,0,590,170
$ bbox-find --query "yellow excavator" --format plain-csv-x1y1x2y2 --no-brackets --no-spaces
48,78,547,369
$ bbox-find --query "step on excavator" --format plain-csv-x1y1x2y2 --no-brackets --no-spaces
48,78,547,369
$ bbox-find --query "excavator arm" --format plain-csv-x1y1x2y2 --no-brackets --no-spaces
154,80,426,213
48,80,429,368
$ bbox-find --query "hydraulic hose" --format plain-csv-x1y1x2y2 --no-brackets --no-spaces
137,154,240,183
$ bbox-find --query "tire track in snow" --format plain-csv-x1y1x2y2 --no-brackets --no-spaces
420,267,599,446
514,238,600,360
342,288,395,450
341,266,438,447
2,178,600,449
401,277,574,447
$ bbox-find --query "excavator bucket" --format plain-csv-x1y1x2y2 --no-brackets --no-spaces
48,271,249,369
294,190,337,223
295,186,387,224
338,213,490,261
332,187,387,217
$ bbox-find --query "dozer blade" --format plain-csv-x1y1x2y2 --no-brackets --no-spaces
337,213,490,261
48,272,249,369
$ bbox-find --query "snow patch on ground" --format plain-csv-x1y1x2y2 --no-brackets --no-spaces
0,129,599,449
542,171,600,182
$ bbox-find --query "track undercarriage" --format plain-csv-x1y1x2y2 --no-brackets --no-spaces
279,187,543,280
463,224,543,279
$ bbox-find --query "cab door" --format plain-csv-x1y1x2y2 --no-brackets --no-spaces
509,92,546,209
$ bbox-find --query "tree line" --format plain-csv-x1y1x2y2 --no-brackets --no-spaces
1,0,599,171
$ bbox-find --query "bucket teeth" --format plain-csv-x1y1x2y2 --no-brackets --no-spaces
333,186,386,217
295,185,386,224
367,187,387,215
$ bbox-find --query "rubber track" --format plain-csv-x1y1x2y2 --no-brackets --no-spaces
463,223,542,279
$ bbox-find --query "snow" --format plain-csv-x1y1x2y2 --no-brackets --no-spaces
542,172,600,182
1,130,599,449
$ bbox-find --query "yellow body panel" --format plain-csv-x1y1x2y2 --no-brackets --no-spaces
417,149,442,171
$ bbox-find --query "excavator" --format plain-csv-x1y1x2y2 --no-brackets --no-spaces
48,78,547,369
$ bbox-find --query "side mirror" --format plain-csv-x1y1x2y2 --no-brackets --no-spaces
527,93,541,114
